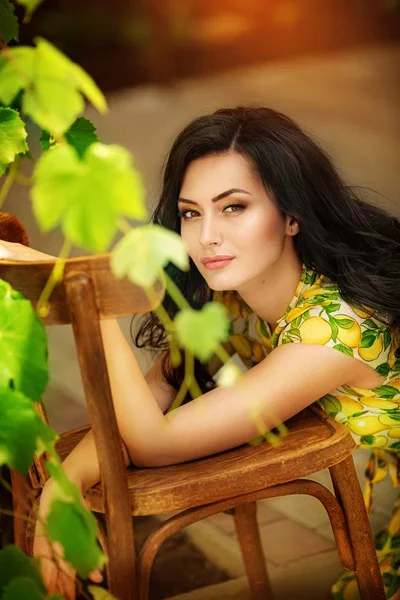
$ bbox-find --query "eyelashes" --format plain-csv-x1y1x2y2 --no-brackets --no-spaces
177,203,246,221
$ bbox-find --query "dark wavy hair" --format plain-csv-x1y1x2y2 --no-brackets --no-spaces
132,106,400,398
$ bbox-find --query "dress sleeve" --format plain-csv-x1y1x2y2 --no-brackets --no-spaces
278,298,392,374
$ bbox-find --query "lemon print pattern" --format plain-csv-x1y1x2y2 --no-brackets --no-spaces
213,263,400,599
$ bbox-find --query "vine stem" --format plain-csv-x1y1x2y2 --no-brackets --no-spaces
115,220,287,440
36,239,72,317
0,158,20,209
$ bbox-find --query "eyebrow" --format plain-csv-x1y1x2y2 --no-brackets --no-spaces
178,188,251,206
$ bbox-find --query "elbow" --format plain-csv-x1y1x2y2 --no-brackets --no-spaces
127,444,177,468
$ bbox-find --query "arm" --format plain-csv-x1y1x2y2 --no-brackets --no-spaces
98,320,357,467
42,343,176,496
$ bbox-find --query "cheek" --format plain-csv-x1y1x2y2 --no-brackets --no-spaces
180,228,195,258
239,210,285,248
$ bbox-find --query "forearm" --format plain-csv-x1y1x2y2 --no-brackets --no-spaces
99,319,165,463
42,319,162,507
40,429,130,515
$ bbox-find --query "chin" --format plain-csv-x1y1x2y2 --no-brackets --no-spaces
204,275,244,293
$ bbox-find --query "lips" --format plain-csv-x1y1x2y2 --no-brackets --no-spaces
202,257,235,270
201,256,234,265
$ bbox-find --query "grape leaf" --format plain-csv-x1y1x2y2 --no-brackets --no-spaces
0,38,106,134
0,279,48,402
0,0,19,43
174,303,230,361
32,142,147,252
15,0,44,22
45,459,106,578
111,224,188,287
2,576,45,600
40,117,98,158
0,108,29,176
0,546,44,593
88,587,118,600
0,48,34,105
0,388,57,473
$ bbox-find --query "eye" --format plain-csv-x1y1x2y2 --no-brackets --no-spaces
224,203,245,213
177,203,245,220
177,209,199,220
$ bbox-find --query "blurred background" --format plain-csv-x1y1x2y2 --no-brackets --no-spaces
2,1,400,596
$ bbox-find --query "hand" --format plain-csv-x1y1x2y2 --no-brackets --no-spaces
0,240,55,262
33,482,104,599
33,522,77,600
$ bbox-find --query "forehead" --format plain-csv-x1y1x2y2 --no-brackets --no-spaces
180,152,264,199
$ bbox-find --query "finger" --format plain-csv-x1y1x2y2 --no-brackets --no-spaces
57,570,76,600
89,569,103,583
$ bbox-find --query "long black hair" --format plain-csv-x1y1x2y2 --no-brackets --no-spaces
133,106,400,396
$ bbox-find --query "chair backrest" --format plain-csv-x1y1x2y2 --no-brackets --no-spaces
0,252,164,597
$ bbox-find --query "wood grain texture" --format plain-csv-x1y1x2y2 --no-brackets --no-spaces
2,250,383,599
0,254,164,325
51,407,355,516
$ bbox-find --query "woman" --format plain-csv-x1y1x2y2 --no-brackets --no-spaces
2,106,400,598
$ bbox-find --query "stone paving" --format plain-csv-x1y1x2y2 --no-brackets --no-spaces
4,42,400,599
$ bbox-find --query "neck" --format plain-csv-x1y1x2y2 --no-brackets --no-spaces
236,249,302,330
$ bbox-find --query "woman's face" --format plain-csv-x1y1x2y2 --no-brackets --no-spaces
178,151,295,292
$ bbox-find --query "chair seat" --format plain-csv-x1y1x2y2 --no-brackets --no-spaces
53,406,355,516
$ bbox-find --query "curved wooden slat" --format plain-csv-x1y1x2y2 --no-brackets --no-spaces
53,408,355,516
0,254,164,325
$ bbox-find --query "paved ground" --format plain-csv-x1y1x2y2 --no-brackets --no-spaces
3,42,400,599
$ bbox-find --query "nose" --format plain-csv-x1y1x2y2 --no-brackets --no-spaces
199,214,222,248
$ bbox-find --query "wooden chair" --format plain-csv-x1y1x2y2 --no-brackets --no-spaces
1,254,385,600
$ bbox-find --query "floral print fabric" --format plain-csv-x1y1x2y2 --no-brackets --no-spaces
213,263,400,599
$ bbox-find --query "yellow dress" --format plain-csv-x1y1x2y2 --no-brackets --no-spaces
214,263,400,599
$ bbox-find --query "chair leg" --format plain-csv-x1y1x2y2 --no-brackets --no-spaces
10,470,36,554
329,455,385,600
234,503,274,600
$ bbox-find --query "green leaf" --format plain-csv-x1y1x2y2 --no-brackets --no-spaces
45,459,106,578
2,576,45,600
383,329,391,351
333,317,354,329
288,327,300,338
41,117,98,159
290,316,301,328
65,117,98,158
319,394,341,415
111,224,188,287
32,142,147,252
360,435,375,445
0,38,106,134
333,343,354,357
15,0,44,22
0,0,19,43
0,388,56,472
376,362,391,377
39,129,55,152
0,47,35,105
324,302,341,313
301,295,327,305
363,318,378,329
174,302,230,362
328,316,338,343
371,385,399,399
46,500,105,578
88,587,118,600
360,330,377,349
0,108,29,176
0,546,44,594
0,279,48,401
